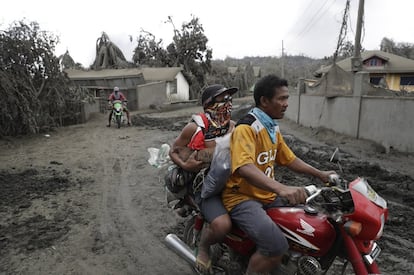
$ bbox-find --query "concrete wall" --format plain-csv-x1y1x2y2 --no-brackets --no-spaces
124,88,138,111
136,82,168,110
80,100,99,123
286,72,414,152
176,72,190,101
165,72,190,102
358,97,414,152
289,94,361,138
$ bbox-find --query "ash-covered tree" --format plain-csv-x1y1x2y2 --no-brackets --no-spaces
380,37,395,54
328,40,364,62
132,15,212,99
59,50,83,70
380,37,414,59
132,30,172,67
0,20,90,136
166,16,212,99
93,32,131,69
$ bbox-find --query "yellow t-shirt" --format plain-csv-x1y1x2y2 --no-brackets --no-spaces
222,114,296,211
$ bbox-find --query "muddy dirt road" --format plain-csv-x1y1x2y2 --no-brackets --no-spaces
1,98,413,274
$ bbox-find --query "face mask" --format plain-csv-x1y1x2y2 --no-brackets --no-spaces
205,100,232,130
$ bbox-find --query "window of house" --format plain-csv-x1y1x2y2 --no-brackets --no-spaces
366,58,384,67
400,76,414,85
370,77,382,85
170,82,177,94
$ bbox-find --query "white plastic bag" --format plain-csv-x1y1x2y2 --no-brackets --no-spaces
148,143,170,168
201,133,231,199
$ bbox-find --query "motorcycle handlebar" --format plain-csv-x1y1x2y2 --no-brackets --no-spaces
305,175,348,205
305,185,322,204
278,175,342,206
108,100,127,102
327,174,340,186
304,185,318,196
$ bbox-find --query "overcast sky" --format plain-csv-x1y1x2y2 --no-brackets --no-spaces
1,0,413,67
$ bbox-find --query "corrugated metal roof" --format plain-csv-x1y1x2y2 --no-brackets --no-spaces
64,67,183,81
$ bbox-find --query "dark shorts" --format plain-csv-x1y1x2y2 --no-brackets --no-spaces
195,193,228,223
229,198,289,256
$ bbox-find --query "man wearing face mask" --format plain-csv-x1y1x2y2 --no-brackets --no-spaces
168,84,237,274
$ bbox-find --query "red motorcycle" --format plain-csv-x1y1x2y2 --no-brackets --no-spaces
165,174,388,275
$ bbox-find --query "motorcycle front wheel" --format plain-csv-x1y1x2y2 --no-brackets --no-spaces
116,115,121,128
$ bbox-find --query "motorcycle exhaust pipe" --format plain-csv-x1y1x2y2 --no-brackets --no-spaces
164,233,196,265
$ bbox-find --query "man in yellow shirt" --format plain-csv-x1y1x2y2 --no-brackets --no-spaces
222,74,336,274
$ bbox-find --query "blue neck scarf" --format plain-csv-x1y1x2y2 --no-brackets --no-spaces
250,107,278,143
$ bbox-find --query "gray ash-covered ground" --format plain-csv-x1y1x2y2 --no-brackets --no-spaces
281,135,414,274
0,102,413,274
0,165,92,272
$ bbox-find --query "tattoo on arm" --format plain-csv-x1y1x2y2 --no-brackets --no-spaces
196,149,214,162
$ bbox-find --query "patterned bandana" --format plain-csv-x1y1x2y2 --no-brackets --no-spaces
204,101,232,140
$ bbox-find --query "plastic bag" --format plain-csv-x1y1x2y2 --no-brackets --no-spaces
147,143,170,168
201,133,231,199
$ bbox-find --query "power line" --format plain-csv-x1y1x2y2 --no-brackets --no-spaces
286,0,338,54
295,0,337,39
286,1,320,35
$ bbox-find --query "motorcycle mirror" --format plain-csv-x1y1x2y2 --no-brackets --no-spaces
329,147,340,163
330,147,343,174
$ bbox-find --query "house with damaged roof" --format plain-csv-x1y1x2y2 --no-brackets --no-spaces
314,50,414,92
65,67,190,111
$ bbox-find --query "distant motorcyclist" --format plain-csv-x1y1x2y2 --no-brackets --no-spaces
107,86,131,127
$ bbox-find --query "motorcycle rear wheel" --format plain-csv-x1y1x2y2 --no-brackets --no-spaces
183,215,234,275
183,215,199,250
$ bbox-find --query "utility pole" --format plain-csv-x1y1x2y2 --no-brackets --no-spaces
351,0,364,72
281,40,285,78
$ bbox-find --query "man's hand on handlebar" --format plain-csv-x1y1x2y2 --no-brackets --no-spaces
278,185,308,205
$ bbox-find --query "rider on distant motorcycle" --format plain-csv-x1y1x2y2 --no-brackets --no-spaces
107,86,131,127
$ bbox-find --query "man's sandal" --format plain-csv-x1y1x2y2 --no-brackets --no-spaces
194,248,213,275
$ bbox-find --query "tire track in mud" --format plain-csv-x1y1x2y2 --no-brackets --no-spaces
91,125,147,273
91,123,192,274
